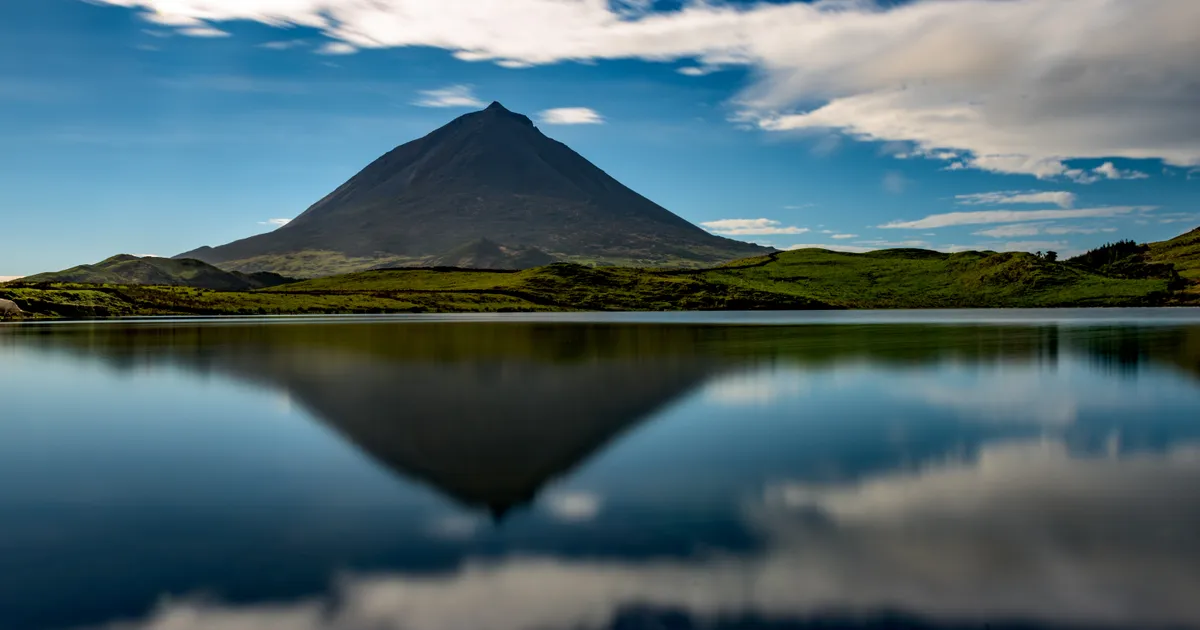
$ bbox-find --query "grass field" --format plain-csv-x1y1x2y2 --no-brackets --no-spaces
5,246,1187,319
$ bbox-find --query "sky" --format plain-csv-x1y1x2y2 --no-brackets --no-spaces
0,0,1198,278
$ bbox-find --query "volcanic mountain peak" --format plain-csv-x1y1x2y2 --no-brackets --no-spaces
177,103,769,276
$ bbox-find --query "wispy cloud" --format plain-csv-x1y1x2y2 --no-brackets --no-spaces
881,206,1155,229
258,218,292,227
316,41,357,55
786,243,877,254
259,40,306,50
177,25,230,38
1043,225,1119,235
702,219,809,236
975,222,1120,237
413,85,485,109
830,234,859,240
956,191,1076,209
537,108,605,125
678,66,717,77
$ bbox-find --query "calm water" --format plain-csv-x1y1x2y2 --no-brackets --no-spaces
3,311,1200,630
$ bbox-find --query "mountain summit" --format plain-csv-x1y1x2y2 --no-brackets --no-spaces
178,103,768,276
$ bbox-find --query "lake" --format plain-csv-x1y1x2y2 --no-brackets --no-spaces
3,310,1200,630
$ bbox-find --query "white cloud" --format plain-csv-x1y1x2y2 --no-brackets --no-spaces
0,276,23,283
702,218,809,236
830,234,858,240
87,0,1200,179
956,191,1076,209
536,107,605,125
1090,162,1150,181
177,25,230,37
316,41,357,55
677,66,716,77
880,206,1154,229
258,218,292,227
786,243,877,254
413,85,485,109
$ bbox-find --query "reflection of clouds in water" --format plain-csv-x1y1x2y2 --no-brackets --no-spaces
911,375,1080,425
543,491,603,522
891,365,1135,426
425,515,482,541
702,367,810,405
94,441,1200,630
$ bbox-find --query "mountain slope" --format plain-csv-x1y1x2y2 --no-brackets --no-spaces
20,255,294,290
177,102,767,275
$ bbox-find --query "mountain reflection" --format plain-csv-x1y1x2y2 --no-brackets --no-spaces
4,319,1200,630
6,320,1200,514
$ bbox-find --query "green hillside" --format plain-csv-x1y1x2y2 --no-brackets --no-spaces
18,254,295,291
1148,227,1200,297
6,233,1198,319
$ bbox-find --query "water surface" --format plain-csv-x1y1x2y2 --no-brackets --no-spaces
3,312,1200,630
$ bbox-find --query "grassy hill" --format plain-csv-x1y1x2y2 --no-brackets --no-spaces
18,254,294,291
4,246,1185,319
1149,227,1200,297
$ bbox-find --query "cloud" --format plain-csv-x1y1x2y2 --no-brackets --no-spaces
783,203,815,210
86,0,1200,179
955,191,1076,209
1089,162,1150,182
259,40,306,50
701,219,809,236
316,41,357,55
86,440,1200,630
0,276,23,283
785,243,877,254
1043,225,1119,235
677,66,717,77
412,85,485,109
258,218,292,227
177,25,231,37
880,206,1154,229
536,107,605,125
882,171,908,194
830,234,858,240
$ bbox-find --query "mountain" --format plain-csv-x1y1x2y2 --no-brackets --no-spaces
19,254,294,290
177,102,768,276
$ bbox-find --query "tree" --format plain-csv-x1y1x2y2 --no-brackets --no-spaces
1045,251,1058,262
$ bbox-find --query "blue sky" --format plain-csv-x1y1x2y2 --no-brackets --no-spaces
1,0,1197,278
